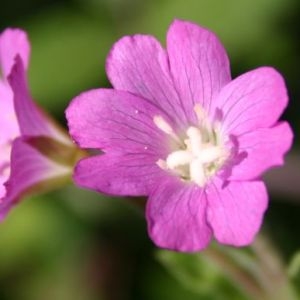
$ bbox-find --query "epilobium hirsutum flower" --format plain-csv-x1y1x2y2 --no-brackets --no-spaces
66,20,293,251
0,28,80,220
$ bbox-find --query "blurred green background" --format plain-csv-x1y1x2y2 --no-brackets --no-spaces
0,0,299,299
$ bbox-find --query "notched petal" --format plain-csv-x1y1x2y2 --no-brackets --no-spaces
167,19,231,119
0,28,30,79
207,178,268,246
146,177,212,252
217,67,289,136
228,122,293,180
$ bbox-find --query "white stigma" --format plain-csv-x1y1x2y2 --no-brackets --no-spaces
154,106,228,187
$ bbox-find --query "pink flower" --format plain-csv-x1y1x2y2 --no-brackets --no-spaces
0,28,75,220
66,20,293,251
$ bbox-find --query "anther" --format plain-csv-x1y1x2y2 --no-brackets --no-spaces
153,115,182,145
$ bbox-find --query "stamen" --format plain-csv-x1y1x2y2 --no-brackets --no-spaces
153,115,173,135
194,104,213,135
153,115,182,145
194,104,206,122
156,159,167,170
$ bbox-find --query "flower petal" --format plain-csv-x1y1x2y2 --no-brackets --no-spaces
206,178,268,246
0,81,19,144
146,177,212,252
0,137,70,221
8,56,69,144
166,19,231,118
229,122,293,180
0,175,7,199
217,67,288,136
0,28,30,79
74,153,165,196
106,32,188,127
66,88,170,156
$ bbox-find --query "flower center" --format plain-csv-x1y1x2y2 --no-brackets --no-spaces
154,105,228,187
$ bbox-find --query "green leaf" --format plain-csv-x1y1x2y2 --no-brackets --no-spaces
157,238,300,300
289,252,300,279
156,246,253,300
288,252,300,296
